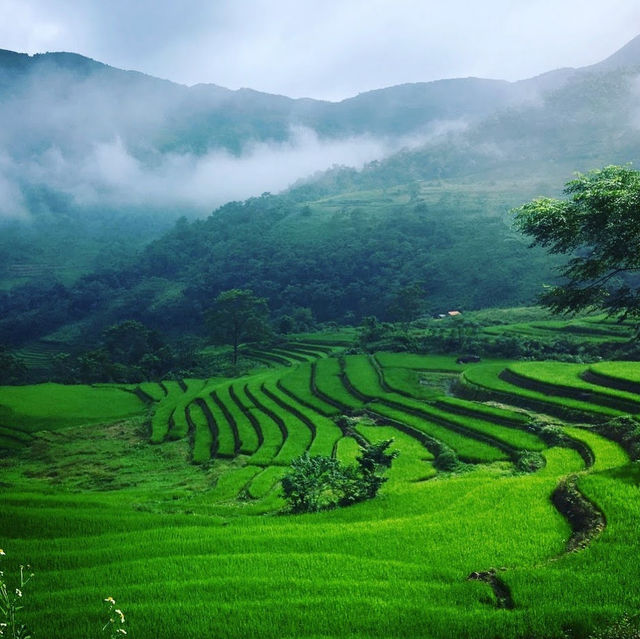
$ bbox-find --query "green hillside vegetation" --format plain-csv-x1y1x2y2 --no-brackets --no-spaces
0,179,565,354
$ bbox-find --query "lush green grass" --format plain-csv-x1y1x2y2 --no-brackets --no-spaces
480,315,632,343
355,424,436,485
249,383,312,465
369,402,508,462
562,427,629,472
342,354,385,399
4,353,640,639
285,341,336,354
0,425,34,442
506,362,640,413
237,383,284,467
3,441,594,639
199,394,237,457
247,466,287,499
380,365,455,400
0,383,145,432
186,401,214,463
335,435,363,464
342,355,543,453
150,382,185,444
279,363,339,416
262,379,341,458
167,379,209,440
588,361,640,389
503,456,636,636
150,379,213,445
266,347,311,362
137,382,166,402
461,363,624,419
374,352,467,372
290,329,356,345
218,383,260,455
313,358,363,410
435,396,530,426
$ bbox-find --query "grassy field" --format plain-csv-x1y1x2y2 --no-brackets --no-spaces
1,351,640,638
0,383,146,433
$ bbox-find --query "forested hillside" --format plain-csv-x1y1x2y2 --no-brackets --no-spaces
0,178,562,350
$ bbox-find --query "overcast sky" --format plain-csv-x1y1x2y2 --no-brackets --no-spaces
1,0,639,100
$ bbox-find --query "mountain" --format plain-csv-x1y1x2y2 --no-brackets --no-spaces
0,35,638,224
0,48,525,162
2,36,640,349
588,33,640,71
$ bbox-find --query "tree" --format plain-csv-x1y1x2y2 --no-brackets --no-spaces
281,440,398,514
281,454,343,513
513,166,640,322
386,283,426,328
102,320,165,366
353,439,399,500
205,289,270,365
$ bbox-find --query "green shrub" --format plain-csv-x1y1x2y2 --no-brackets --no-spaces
281,440,398,513
434,449,459,472
281,455,343,513
514,450,545,473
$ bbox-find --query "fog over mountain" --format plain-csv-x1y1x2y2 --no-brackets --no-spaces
1,34,640,223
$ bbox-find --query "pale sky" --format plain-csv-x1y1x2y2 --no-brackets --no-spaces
1,0,639,101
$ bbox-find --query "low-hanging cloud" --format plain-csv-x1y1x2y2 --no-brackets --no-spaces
0,154,29,221
1,119,462,221
0,48,470,221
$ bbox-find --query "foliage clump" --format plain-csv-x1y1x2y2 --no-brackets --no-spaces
514,450,545,473
513,165,640,323
595,416,640,460
205,289,271,366
433,448,460,472
0,347,27,385
281,440,398,514
530,421,567,447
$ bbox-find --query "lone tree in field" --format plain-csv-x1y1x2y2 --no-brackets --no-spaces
513,166,640,323
205,289,270,365
282,440,398,514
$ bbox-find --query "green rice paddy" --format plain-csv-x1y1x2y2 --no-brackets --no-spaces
2,349,639,638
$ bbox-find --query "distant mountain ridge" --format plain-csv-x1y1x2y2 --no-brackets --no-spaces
2,34,639,159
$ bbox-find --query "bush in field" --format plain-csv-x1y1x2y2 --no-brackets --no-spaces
282,440,398,513
529,420,567,447
281,455,344,513
514,450,545,473
433,448,460,472
343,439,399,504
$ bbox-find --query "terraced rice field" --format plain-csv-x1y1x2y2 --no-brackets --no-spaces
480,314,635,344
1,352,640,638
